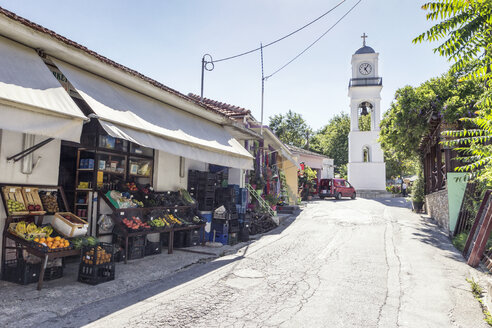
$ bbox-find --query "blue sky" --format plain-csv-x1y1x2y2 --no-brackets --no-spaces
1,0,450,130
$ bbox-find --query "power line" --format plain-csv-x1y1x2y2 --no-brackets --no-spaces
212,0,348,63
265,0,362,80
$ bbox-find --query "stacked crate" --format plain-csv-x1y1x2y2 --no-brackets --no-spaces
212,185,242,245
188,170,217,211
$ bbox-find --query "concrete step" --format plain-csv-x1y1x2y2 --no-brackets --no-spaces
276,205,299,214
357,190,394,199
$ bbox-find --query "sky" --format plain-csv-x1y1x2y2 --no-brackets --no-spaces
0,0,451,131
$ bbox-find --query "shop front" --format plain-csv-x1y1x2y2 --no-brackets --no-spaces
0,9,254,290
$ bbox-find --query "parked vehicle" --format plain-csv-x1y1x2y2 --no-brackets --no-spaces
318,178,356,200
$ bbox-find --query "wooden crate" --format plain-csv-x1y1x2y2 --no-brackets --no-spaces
21,187,46,215
2,186,29,216
52,212,88,237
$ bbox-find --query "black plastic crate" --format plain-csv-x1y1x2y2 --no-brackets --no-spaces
44,265,64,281
2,259,40,285
128,245,145,260
161,232,170,247
78,262,115,285
145,242,162,256
228,232,239,246
239,226,250,242
129,236,145,247
229,219,240,233
2,259,63,284
173,231,186,248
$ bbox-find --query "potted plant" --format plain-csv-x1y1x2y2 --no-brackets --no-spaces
411,173,425,213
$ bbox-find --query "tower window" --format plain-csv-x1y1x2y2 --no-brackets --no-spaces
363,146,371,162
358,102,373,131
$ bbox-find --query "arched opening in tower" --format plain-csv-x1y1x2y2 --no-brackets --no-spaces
358,101,373,131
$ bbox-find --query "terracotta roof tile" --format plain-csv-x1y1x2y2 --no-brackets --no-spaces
188,94,251,117
0,6,229,119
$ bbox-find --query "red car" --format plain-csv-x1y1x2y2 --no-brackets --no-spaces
318,178,356,200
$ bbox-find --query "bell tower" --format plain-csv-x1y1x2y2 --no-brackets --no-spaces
347,33,386,191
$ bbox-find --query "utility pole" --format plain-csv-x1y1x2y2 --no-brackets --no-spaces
200,54,214,101
260,43,265,136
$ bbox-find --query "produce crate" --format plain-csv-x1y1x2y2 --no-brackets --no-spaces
21,187,46,215
228,232,239,246
2,259,40,284
128,235,146,247
239,225,250,242
229,219,240,233
160,232,170,247
78,243,115,285
2,186,29,215
78,263,115,285
52,212,88,238
127,245,145,260
145,241,162,256
173,231,186,248
183,229,201,247
39,191,60,214
2,259,63,284
211,221,228,234
213,232,228,245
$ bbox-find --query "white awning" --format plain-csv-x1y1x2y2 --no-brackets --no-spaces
53,60,254,170
0,36,86,142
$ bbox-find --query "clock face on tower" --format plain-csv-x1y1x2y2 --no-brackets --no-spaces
359,63,372,75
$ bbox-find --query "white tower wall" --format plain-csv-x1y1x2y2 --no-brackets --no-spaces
347,40,386,191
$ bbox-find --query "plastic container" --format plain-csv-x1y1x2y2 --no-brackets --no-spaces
78,262,115,285
52,212,88,237
228,232,239,246
213,232,228,245
145,242,162,256
199,211,213,241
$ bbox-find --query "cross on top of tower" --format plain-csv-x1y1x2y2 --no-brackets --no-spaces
361,33,368,46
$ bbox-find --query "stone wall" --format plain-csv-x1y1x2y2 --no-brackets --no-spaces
425,189,449,233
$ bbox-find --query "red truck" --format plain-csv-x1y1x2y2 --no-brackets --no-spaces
318,178,356,200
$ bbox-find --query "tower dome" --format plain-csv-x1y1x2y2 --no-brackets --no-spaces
354,45,375,55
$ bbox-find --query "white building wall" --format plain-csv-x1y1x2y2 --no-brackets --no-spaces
153,150,207,191
0,129,62,270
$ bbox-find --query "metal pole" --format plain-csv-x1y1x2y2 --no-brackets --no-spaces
200,56,205,101
260,43,265,136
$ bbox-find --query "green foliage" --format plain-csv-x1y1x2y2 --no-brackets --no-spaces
452,232,469,252
385,155,418,180
379,74,483,163
358,113,371,131
415,1,492,180
269,110,312,148
411,165,425,203
310,112,350,171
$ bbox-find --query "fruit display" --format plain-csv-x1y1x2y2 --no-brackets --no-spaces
39,193,59,213
180,189,196,205
33,235,70,251
122,216,150,231
11,221,52,241
72,236,99,249
7,199,26,214
126,182,138,192
82,245,112,265
165,214,182,226
26,204,42,212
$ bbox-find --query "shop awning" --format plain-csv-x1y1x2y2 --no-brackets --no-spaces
0,36,86,142
53,60,254,170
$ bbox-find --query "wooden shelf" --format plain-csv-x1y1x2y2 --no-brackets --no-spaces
76,188,92,191
77,168,93,171
129,174,151,178
99,170,125,176
74,203,88,207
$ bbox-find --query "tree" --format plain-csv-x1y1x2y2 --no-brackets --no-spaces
310,112,350,173
269,110,312,148
414,1,492,181
379,72,483,163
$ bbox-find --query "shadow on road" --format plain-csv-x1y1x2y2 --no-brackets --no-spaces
411,216,465,262
38,212,301,328
372,197,413,209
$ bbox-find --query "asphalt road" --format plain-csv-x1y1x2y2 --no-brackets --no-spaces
82,198,487,328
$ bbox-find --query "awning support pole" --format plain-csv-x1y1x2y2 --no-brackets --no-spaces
7,138,54,162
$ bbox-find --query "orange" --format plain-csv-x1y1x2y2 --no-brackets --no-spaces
55,236,61,241
39,238,46,243
46,237,53,242
34,238,39,243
